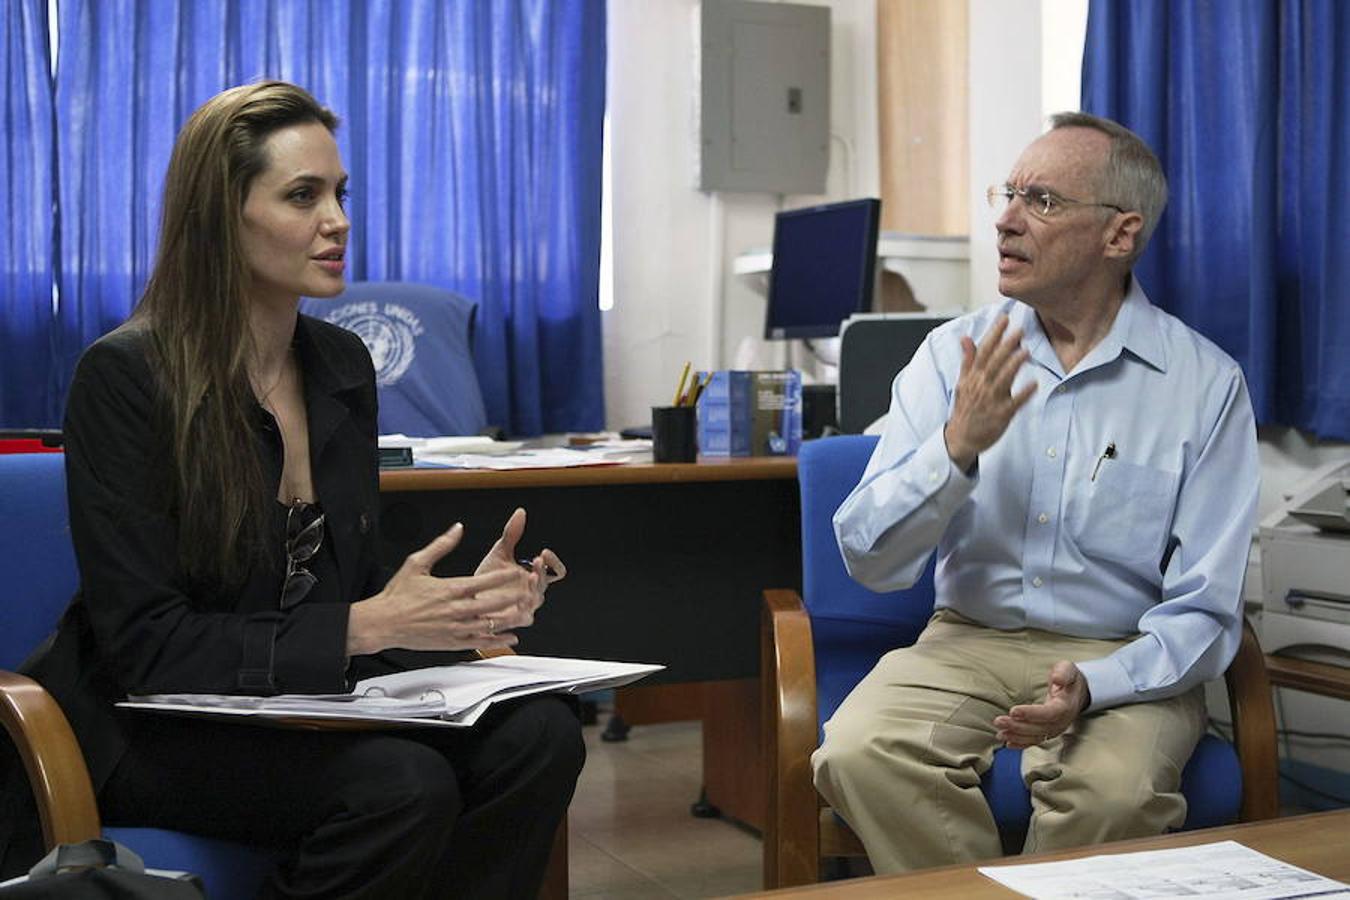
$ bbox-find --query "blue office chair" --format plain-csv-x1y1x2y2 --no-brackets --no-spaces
300,281,490,437
0,453,570,898
760,434,1280,888
0,453,276,896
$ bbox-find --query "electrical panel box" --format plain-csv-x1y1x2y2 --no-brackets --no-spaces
699,0,830,194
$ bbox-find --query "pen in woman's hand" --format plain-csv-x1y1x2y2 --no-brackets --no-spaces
517,558,558,578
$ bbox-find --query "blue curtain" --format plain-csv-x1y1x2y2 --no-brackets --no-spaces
1083,0,1350,440
0,0,56,428
340,2,608,435
44,0,605,435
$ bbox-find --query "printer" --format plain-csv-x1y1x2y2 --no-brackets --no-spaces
1260,460,1350,667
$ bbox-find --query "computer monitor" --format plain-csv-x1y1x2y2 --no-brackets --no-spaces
765,197,882,340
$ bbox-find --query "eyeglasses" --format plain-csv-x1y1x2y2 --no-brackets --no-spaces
281,501,325,610
986,183,1126,219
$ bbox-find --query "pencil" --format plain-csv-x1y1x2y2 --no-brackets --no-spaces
672,361,691,406
689,372,711,406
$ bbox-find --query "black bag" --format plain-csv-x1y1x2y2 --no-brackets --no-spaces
0,839,204,899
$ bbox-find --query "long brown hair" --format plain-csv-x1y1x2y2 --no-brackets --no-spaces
128,81,339,588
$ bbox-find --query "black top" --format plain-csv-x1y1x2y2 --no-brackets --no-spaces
23,315,385,791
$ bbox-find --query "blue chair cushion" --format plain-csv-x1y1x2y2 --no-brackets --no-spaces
104,827,278,897
799,436,935,739
0,454,78,671
1,454,278,898
981,745,1035,851
1178,734,1242,829
979,733,1241,852
812,617,924,739
798,436,935,626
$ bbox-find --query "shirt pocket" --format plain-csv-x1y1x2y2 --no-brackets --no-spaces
1069,460,1178,569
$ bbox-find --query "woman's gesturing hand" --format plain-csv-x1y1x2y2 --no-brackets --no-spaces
347,522,534,656
473,507,567,634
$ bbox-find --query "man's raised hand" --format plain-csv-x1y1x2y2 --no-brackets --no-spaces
943,315,1037,471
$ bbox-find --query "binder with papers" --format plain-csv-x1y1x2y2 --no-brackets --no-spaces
118,655,664,729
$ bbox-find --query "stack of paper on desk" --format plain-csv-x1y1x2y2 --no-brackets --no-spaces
376,433,650,469
378,434,527,457
119,656,664,728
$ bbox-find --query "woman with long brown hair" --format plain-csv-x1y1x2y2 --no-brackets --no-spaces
14,80,581,898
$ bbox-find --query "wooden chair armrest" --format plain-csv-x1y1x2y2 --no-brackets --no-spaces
1224,619,1280,821
0,670,100,849
818,808,868,857
762,589,822,888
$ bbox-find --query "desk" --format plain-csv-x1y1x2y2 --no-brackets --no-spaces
379,456,799,827
736,808,1350,898
379,456,797,681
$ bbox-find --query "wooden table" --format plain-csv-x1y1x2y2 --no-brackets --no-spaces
379,455,799,828
735,808,1350,898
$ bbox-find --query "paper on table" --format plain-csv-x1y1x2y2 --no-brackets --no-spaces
978,840,1350,900
417,447,631,470
378,434,526,456
574,439,653,457
120,656,664,729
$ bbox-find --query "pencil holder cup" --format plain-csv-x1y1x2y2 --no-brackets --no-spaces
651,406,697,463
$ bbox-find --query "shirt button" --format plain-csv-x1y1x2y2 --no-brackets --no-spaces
358,512,370,534
1032,576,1044,588
928,469,940,483
1037,513,1049,524
1055,385,1066,394
1046,447,1057,458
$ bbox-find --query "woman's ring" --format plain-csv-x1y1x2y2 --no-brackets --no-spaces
485,616,496,634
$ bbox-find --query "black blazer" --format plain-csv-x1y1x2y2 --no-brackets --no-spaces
24,315,385,792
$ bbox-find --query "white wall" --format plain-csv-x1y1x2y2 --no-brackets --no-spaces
604,0,879,430
604,0,1086,428
966,0,1088,308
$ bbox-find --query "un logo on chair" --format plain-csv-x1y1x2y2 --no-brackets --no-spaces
300,282,490,438
326,302,424,387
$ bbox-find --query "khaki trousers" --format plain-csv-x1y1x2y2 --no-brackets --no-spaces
811,609,1206,874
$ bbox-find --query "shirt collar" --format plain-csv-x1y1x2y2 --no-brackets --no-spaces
1013,275,1168,378
1113,276,1167,373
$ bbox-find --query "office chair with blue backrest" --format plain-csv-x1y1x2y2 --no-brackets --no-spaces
761,434,1280,888
300,281,490,437
0,453,569,898
0,453,277,897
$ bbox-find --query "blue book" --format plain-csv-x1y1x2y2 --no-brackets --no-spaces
697,370,802,457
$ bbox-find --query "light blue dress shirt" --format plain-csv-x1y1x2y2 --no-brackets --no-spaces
834,280,1260,711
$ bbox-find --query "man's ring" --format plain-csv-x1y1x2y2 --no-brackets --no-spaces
485,616,496,634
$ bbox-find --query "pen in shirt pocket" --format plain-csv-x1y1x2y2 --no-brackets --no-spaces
1090,442,1117,482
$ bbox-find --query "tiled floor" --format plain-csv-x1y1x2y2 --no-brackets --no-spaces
568,715,762,899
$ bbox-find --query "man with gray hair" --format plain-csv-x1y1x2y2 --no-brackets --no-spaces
813,113,1259,872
